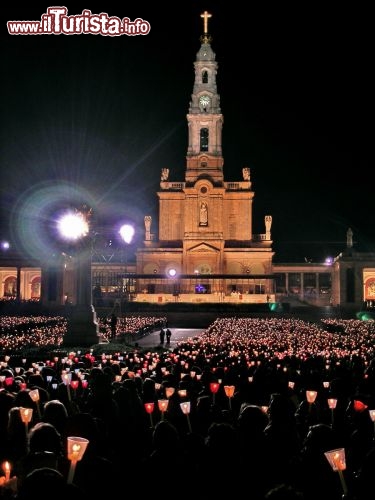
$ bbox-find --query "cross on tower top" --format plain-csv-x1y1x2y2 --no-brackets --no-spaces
200,11,212,34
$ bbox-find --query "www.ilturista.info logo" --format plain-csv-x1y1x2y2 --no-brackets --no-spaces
7,7,151,36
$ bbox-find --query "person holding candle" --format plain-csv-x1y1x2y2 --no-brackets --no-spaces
0,462,17,496
13,421,66,490
294,423,342,500
6,407,29,462
62,412,119,497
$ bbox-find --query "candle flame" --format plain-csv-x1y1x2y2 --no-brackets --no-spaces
2,461,11,482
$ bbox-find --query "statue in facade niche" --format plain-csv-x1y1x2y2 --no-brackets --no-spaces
161,168,169,181
144,216,152,241
347,228,353,248
199,201,208,226
242,167,250,181
144,216,152,231
265,215,272,240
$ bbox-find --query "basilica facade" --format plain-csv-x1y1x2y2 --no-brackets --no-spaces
1,13,374,311
134,19,274,304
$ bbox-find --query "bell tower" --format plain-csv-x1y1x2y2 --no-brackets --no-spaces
136,11,274,299
186,11,224,184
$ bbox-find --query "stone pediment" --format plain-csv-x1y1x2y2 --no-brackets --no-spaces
188,242,219,253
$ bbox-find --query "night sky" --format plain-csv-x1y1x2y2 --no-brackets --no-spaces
1,2,373,262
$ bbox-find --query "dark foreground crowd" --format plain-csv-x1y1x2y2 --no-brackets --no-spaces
0,315,375,499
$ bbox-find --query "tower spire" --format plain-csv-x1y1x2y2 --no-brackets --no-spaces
200,10,212,43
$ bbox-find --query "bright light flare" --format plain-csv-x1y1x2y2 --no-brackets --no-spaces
119,224,134,244
58,213,89,240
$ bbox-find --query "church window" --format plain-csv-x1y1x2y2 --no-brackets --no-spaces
202,70,208,83
4,276,16,297
200,128,209,151
31,276,41,298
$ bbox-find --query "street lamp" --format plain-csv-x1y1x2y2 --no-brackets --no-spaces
58,207,100,347
167,268,180,301
119,224,134,320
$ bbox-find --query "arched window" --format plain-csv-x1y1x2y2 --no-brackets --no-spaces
31,276,41,299
4,276,16,297
202,70,208,83
200,128,209,151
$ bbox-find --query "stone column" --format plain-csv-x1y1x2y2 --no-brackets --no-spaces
63,241,100,347
300,273,304,301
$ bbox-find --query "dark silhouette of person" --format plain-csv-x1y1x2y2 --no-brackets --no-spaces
166,328,172,344
16,467,86,500
294,423,343,500
110,314,117,340
139,420,190,499
42,399,69,437
159,328,165,344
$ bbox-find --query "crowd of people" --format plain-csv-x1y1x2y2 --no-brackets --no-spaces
0,314,374,498
0,315,166,352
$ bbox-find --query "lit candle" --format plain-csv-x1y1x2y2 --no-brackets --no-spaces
2,461,10,482
19,407,33,431
210,382,220,405
62,373,72,400
180,401,192,433
144,402,154,428
306,390,317,411
333,452,348,496
369,409,375,438
328,398,337,425
165,387,175,398
29,389,41,419
306,390,317,404
324,448,348,497
224,385,235,410
328,398,337,409
67,437,89,484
